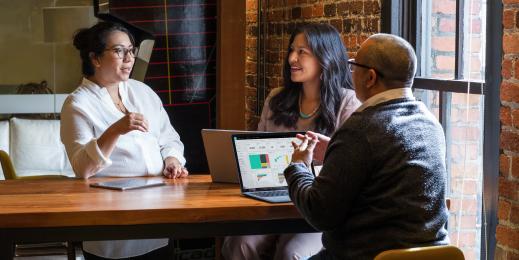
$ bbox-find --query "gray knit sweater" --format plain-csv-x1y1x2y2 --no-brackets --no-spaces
284,98,449,260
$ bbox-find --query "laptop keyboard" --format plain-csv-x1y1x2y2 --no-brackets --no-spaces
253,190,289,197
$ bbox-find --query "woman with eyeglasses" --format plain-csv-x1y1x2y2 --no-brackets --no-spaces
222,23,361,260
61,22,186,259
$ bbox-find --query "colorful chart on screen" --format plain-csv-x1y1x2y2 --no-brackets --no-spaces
233,135,301,189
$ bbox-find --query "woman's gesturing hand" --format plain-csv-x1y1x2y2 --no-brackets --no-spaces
112,112,149,135
291,135,318,170
296,131,330,162
163,157,189,179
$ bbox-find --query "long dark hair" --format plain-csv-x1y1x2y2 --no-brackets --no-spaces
268,23,353,136
73,22,135,78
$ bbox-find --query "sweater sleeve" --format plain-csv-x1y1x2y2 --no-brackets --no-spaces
284,128,373,231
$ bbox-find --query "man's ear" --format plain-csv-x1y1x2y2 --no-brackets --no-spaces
90,52,100,67
366,69,377,89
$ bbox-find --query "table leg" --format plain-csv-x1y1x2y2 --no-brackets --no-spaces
0,243,13,260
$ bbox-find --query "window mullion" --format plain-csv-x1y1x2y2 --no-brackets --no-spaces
455,0,465,80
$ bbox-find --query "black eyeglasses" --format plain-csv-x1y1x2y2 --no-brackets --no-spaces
347,58,385,77
104,47,139,59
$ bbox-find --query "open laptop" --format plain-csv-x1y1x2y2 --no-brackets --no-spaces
202,129,259,183
230,132,314,203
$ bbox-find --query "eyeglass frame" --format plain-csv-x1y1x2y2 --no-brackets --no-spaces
347,58,385,77
103,47,139,59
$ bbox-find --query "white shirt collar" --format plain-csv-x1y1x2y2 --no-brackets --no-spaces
356,88,415,112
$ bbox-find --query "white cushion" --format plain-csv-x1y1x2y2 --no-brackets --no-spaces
0,121,9,180
10,118,73,173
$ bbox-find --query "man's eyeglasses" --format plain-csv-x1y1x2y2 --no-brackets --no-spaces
347,58,385,77
104,47,139,59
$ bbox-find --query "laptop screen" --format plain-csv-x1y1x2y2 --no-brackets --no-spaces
231,132,312,192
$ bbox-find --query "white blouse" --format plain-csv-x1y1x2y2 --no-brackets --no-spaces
60,78,185,258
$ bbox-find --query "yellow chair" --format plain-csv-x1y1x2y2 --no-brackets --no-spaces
374,245,464,260
0,150,67,180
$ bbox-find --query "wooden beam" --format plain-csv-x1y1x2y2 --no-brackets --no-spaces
216,0,246,130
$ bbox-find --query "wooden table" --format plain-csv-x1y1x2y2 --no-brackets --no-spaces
0,175,316,260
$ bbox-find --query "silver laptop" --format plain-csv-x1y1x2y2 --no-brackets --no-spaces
202,129,259,183
230,132,315,203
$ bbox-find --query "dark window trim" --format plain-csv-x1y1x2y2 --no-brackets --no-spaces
382,0,501,258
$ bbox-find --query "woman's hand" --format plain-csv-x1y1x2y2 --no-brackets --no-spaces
111,112,149,135
291,135,318,170
296,131,330,162
163,157,188,178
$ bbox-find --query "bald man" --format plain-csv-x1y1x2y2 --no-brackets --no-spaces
286,33,450,260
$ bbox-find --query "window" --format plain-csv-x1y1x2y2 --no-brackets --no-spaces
381,0,502,259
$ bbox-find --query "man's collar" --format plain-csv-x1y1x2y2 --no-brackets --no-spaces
356,88,415,112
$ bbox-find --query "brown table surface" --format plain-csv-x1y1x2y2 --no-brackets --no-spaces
0,175,304,229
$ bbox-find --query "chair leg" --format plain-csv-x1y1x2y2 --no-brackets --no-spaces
67,241,76,260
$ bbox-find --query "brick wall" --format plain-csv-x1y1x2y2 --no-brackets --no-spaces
244,0,381,130
496,1,519,259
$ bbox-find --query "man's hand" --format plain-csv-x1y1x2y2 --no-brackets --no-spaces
291,135,318,170
296,131,330,162
163,157,188,178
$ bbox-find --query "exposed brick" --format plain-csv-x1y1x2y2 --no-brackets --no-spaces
513,156,519,178
350,35,357,49
432,37,455,52
312,4,324,17
246,61,257,73
463,251,476,260
341,35,349,48
246,37,257,48
245,121,256,131
504,9,516,29
451,127,479,141
246,76,257,88
245,98,257,109
513,110,519,130
298,0,307,3
450,215,456,229
504,34,519,55
246,0,257,11
509,252,519,260
436,56,455,71
308,0,317,3
302,6,312,19
503,59,513,79
283,9,291,21
324,3,336,17
501,130,519,154
269,0,278,8
450,198,478,213
449,233,476,247
496,225,519,249
452,180,477,195
292,7,302,19
276,24,283,36
511,204,519,224
498,200,511,220
501,154,511,175
460,215,477,229
451,144,458,158
246,25,258,36
247,12,258,23
451,163,478,179
274,10,283,21
287,0,297,5
267,11,273,22
337,2,349,16
460,109,479,123
498,176,519,200
495,246,507,260
439,18,456,33
501,82,519,102
451,108,459,123
330,19,342,33
350,1,363,14
364,1,380,15
245,109,255,120
468,19,481,34
452,93,480,105
343,18,353,33
372,18,379,32
459,144,479,160
505,0,519,4
432,1,456,15
246,49,257,61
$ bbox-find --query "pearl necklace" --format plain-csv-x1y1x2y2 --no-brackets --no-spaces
299,92,320,119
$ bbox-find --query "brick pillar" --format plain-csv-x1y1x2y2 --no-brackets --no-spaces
496,1,519,259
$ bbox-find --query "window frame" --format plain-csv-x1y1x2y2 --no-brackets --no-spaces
381,0,501,259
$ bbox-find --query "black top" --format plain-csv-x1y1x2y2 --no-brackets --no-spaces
284,98,450,260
